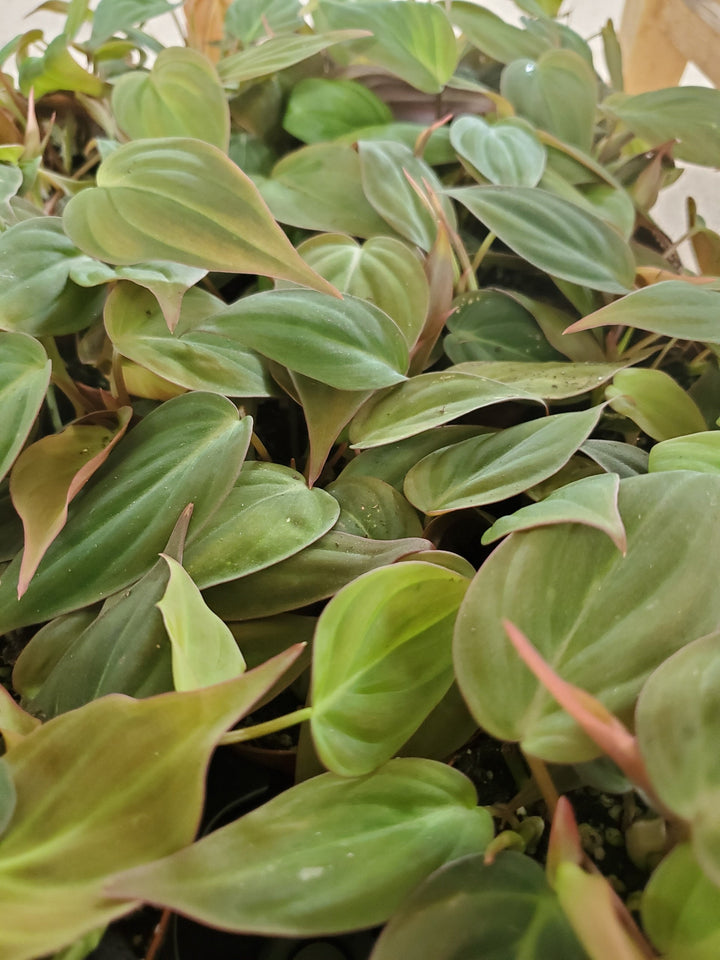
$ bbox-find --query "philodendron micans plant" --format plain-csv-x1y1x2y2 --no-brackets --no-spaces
1,0,720,957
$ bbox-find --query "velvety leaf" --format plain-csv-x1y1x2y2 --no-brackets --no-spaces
336,121,456,165
0,333,50,484
349,370,543,449
318,0,459,94
0,165,22,222
292,234,429,348
257,142,392,237
0,649,302,960
649,432,720,474
90,0,181,46
311,563,469,775
0,393,252,633
565,281,720,342
454,360,635,399
450,115,547,187
370,852,587,960
63,138,337,295
448,1,548,62
577,183,636,241
184,462,339,588
501,50,597,152
606,368,707,440
581,439,648,477
111,47,229,150
326,476,423,540
158,556,246,690
108,758,492,935
340,426,485,491
482,473,626,552
510,291,605,362
105,283,273,396
359,141,456,252
224,0,302,44
397,681,478,762
454,472,720,762
284,78,392,144
0,219,105,336
203,532,432,620
444,290,564,364
405,406,602,515
217,30,369,85
603,87,720,167
400,550,476,579
199,290,408,390
0,759,15,839
12,610,99,707
642,844,720,960
10,409,132,599
18,35,106,98
636,633,720,884
449,186,635,294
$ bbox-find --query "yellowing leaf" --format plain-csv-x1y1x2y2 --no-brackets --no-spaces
10,409,132,599
157,555,246,691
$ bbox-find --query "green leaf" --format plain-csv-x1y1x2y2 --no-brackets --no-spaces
349,370,543,449
217,30,369,85
12,610,99,707
444,290,564,364
111,47,229,150
454,472,720,762
501,50,597,152
565,281,720,342
581,439,649,477
0,393,252,633
606,368,707,440
327,476,422,540
603,87,720,167
370,851,587,960
225,0,302,45
482,473,626,551
450,116,547,187
0,759,15,839
18,35,106,98
108,758,492,935
199,290,408,390
318,0,459,94
0,165,22,222
340,425,485,491
405,406,602,514
90,0,181,46
257,143,393,238
104,283,274,397
0,219,105,336
158,556,246,691
63,138,337,295
10,409,132,598
448,1,548,62
636,633,720,884
359,141,455,252
649,432,720,474
311,563,469,776
283,78,392,144
203,532,432,621
0,649,302,960
0,683,40,743
448,185,635,294
184,462,340,588
642,844,720,960
291,234,429,348
0,333,50,484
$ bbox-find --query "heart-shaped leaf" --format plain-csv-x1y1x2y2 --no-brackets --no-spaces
326,476,423,540
405,406,602,514
454,472,720,762
199,290,408,390
63,138,337,295
283,78,392,144
107,758,492,935
448,185,635,294
311,563,469,776
112,47,230,149
0,333,50,484
451,116,547,187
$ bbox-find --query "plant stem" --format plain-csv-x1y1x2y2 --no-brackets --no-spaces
525,754,560,817
472,231,496,272
220,706,313,746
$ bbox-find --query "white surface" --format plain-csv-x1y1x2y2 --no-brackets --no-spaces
2,0,718,263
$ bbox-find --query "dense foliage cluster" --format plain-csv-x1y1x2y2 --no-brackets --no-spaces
2,0,720,957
